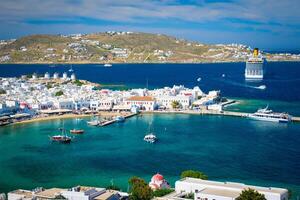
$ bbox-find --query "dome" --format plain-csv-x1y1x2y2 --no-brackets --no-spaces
152,173,164,181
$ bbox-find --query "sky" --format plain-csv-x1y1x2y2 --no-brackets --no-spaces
0,0,299,50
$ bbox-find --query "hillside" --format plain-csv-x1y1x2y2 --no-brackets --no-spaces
0,32,299,64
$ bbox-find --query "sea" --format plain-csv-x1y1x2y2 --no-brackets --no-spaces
0,62,300,198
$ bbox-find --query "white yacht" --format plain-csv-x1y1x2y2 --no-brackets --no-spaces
87,120,100,126
248,106,291,123
144,133,157,143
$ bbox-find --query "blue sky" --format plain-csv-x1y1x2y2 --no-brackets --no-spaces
0,0,299,50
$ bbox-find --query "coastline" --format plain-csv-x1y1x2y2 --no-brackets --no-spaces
11,111,130,125
1,60,300,65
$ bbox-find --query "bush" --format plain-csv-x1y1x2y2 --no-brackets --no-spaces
0,89,6,94
74,79,83,86
180,170,208,180
153,188,174,197
106,185,120,191
128,176,153,200
55,90,64,96
236,188,266,200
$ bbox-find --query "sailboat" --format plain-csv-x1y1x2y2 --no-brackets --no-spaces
144,123,157,143
49,128,72,144
69,65,74,72
70,118,84,134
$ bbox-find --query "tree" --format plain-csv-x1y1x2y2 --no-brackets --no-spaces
74,79,84,86
180,170,208,180
0,89,6,94
153,188,174,197
236,189,266,200
171,101,180,109
128,176,153,200
55,90,64,96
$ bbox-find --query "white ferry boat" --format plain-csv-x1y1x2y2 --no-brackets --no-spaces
104,63,112,67
245,48,264,80
248,106,291,123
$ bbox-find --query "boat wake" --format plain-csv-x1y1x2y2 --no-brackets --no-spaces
215,78,266,90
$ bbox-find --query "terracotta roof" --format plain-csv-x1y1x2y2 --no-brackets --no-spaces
152,173,164,181
127,96,155,101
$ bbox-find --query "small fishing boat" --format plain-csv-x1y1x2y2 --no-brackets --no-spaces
256,85,266,90
49,128,72,144
197,77,201,82
222,74,226,78
70,129,84,134
114,116,125,122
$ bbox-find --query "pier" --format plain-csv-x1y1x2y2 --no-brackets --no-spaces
148,110,300,122
99,113,137,127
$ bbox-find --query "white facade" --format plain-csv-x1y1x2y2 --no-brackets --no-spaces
124,96,156,111
44,72,50,79
156,95,191,109
175,178,288,200
71,73,76,81
61,187,105,200
62,72,68,80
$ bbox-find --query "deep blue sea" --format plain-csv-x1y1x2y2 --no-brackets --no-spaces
0,62,300,198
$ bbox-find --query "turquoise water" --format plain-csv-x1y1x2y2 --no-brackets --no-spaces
1,114,300,198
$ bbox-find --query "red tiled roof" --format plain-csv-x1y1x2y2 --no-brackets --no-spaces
127,96,155,101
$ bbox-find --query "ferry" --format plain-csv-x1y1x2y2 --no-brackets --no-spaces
245,48,264,80
248,106,291,123
104,63,112,67
144,133,157,143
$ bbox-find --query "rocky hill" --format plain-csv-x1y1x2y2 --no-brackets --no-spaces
0,32,299,63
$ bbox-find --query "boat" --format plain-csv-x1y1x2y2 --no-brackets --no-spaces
68,65,74,72
104,63,112,67
144,133,157,143
245,48,265,80
197,77,201,82
256,85,266,90
49,128,72,143
87,120,100,126
70,129,84,134
144,123,157,143
114,116,125,122
222,74,226,78
248,106,291,123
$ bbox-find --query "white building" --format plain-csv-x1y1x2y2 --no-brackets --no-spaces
156,95,191,109
7,189,34,200
61,186,105,200
149,173,170,191
175,178,288,200
124,96,156,111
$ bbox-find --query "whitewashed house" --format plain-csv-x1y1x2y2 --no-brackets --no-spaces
124,96,156,111
175,178,288,200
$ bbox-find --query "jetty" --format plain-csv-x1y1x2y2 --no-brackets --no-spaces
99,113,137,127
148,110,300,122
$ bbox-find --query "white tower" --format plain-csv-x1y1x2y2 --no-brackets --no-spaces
44,72,50,79
32,73,37,80
53,72,59,79
62,72,68,80
71,73,76,81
